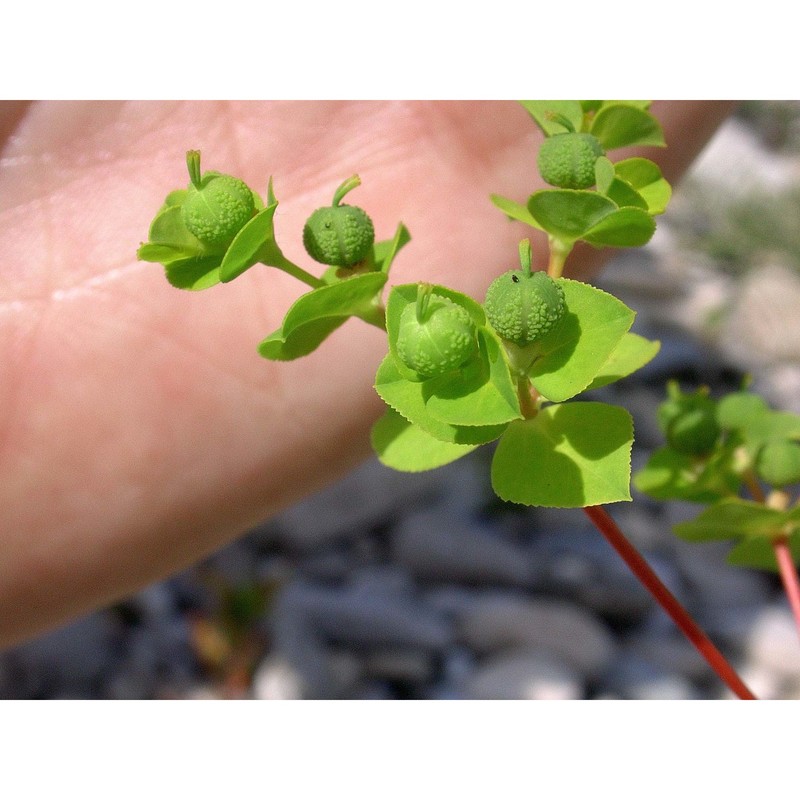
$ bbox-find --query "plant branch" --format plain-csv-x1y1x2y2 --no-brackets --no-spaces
264,255,324,289
773,536,800,642
583,505,757,700
547,237,573,279
743,469,766,503
516,377,539,419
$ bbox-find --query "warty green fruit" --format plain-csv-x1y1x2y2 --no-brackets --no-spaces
182,172,256,247
483,270,565,347
303,204,375,267
396,296,477,379
658,392,720,455
755,440,800,487
537,132,604,190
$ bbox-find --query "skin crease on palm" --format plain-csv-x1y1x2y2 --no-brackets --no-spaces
0,100,734,647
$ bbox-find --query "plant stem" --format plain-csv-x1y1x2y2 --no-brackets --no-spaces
773,536,800,642
743,469,766,503
547,237,573,279
266,256,324,290
516,377,539,419
583,505,757,700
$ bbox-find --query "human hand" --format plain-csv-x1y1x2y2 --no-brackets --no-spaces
0,100,734,645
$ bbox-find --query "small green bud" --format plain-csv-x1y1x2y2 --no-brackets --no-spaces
483,269,565,347
537,132,604,190
303,175,375,267
658,384,720,455
755,440,800,487
181,151,256,247
396,288,477,379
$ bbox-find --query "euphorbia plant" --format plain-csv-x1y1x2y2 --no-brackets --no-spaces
138,100,756,699
635,381,800,642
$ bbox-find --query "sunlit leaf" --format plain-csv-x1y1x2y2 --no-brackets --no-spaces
491,402,634,507
424,328,521,427
590,105,666,149
528,279,635,402
374,355,508,445
528,190,617,242
220,203,284,282
490,194,542,229
584,333,661,392
582,207,656,248
614,158,672,215
258,272,387,361
520,101,584,135
371,408,477,472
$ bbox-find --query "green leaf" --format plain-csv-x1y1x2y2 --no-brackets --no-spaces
600,100,652,111
528,190,617,242
601,179,649,212
137,242,196,266
374,222,412,275
371,408,478,472
716,391,770,432
219,202,285,282
374,355,508,445
258,272,387,361
633,446,740,503
742,409,800,444
582,207,656,248
528,279,635,402
163,256,224,291
424,327,522,427
140,202,207,262
614,158,672,215
673,498,800,542
519,101,584,136
491,402,634,507
727,532,800,572
590,105,666,150
584,333,661,392
594,157,616,194
490,194,542,229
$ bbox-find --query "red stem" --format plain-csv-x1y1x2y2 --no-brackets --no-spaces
773,536,800,642
583,505,757,700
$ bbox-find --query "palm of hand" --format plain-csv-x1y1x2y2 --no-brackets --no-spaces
0,100,551,641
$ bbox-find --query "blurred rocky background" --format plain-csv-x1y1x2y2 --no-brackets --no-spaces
3,101,800,700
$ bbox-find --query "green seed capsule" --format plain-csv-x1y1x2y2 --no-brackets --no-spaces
303,205,375,267
303,175,375,267
537,132,604,190
181,151,256,247
483,269,565,347
657,387,720,455
755,440,800,487
396,291,477,380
